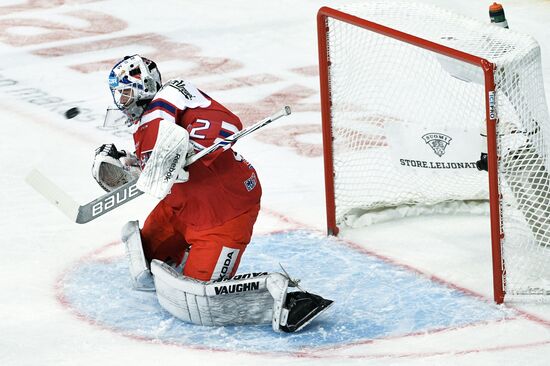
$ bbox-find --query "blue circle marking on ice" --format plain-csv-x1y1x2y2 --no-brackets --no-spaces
60,230,510,353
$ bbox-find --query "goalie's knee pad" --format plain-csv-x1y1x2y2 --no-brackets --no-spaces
121,220,154,291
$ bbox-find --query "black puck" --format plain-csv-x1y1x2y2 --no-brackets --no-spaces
65,107,80,119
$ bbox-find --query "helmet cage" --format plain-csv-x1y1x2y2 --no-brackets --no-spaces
108,55,161,123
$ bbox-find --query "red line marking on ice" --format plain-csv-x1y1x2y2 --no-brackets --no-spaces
308,318,516,353
305,338,550,360
261,207,304,228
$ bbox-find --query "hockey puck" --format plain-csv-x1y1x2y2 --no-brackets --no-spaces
65,107,80,119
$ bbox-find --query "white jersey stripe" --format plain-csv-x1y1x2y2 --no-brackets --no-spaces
221,121,240,134
140,109,176,127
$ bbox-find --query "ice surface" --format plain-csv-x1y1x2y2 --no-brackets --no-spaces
2,1,550,365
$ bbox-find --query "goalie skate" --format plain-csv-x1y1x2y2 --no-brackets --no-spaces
279,292,334,333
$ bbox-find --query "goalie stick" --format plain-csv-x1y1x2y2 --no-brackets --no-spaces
26,106,291,224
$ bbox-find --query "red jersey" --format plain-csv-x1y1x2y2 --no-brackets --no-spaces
132,79,262,230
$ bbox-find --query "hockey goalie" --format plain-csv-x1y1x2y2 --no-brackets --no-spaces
91,55,333,332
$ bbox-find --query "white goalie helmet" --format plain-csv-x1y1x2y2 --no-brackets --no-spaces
108,55,162,125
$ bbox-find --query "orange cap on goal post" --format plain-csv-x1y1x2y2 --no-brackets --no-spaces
489,2,509,28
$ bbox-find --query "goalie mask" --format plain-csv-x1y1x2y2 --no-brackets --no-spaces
107,55,162,126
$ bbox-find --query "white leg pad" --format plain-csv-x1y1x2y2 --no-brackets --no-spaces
121,220,154,291
151,259,288,327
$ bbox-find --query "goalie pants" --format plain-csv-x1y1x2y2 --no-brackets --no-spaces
140,200,260,281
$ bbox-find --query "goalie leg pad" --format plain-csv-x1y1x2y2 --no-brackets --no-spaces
151,260,274,326
121,220,155,291
151,261,334,331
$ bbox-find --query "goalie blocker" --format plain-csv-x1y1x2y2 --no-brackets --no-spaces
122,220,333,332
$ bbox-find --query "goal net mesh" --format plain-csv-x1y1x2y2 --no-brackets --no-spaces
322,1,550,298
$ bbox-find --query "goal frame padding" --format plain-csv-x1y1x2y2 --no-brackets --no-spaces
317,6,505,303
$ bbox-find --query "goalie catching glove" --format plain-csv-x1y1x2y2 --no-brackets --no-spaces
92,144,142,192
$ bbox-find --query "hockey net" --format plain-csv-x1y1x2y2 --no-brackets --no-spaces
318,2,550,302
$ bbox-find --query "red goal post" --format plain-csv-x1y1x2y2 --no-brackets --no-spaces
317,3,550,304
